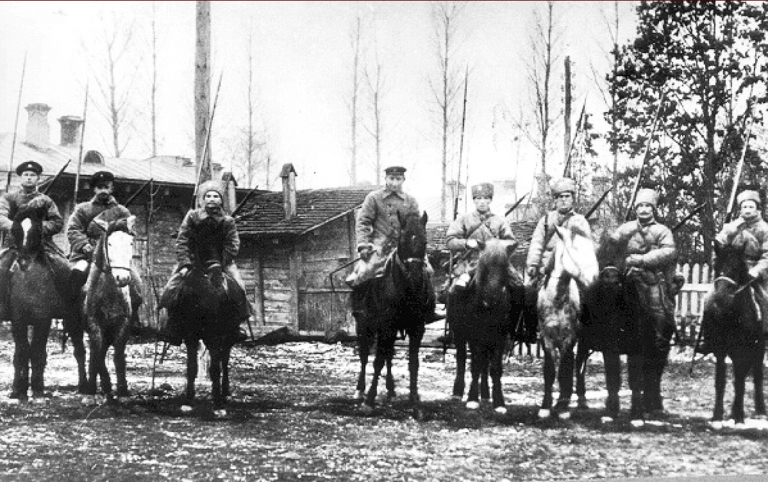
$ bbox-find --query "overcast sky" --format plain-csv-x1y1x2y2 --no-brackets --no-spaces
0,1,638,210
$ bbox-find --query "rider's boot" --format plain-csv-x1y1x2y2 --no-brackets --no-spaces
158,317,183,346
69,268,88,301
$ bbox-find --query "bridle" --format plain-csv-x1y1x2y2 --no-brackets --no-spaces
713,275,755,296
101,227,135,284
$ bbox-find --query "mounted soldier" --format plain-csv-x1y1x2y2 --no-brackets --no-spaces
697,189,768,355
525,177,592,286
445,182,520,295
66,170,143,328
159,180,250,345
345,166,443,322
0,161,70,320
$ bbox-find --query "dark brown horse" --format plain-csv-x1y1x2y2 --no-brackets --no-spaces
8,205,85,401
165,217,243,415
449,239,522,413
82,214,137,400
354,211,433,413
703,236,766,426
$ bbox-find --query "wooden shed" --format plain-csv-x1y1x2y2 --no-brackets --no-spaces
236,164,372,338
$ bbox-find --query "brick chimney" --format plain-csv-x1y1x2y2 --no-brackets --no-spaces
280,163,297,220
25,103,52,146
58,116,84,147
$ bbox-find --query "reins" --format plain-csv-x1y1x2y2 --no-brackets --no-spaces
713,275,756,295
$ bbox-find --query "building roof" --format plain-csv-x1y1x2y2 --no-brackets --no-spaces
0,133,207,187
237,187,372,237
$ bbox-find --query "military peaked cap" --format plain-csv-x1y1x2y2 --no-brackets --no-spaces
91,170,115,187
16,161,43,176
384,166,407,175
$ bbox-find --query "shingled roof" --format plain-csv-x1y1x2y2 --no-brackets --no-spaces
236,187,373,237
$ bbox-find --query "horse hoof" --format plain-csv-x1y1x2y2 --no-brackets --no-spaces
360,403,375,415
538,409,551,419
708,421,723,431
557,411,571,421
466,401,480,410
213,409,227,418
180,405,193,413
80,396,98,406
352,390,364,401
451,394,463,401
630,419,645,428
494,406,507,415
601,416,614,424
32,396,49,405
387,391,397,400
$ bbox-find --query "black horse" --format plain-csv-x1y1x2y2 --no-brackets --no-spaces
165,218,244,415
7,205,84,401
354,211,434,412
449,239,523,413
703,236,766,425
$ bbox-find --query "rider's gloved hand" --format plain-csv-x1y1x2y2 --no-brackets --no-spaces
466,239,479,250
179,266,190,277
26,196,47,211
626,254,644,268
359,247,373,262
82,243,94,255
526,266,538,278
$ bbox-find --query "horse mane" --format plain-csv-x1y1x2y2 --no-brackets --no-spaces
475,240,514,287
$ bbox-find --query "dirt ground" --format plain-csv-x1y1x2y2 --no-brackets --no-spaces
0,323,767,481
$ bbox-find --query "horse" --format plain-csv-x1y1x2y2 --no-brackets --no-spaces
703,236,766,425
537,225,599,419
575,231,629,419
354,211,433,412
449,239,523,414
165,219,244,415
82,214,137,400
7,205,86,401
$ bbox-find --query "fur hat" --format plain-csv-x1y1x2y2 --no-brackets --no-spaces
634,188,659,208
737,190,761,207
551,177,576,196
196,180,226,208
471,183,494,199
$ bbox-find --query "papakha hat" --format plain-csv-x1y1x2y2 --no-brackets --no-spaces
634,188,659,208
737,190,761,207
471,182,494,199
551,177,576,196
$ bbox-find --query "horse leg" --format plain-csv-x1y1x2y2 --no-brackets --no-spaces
452,335,467,399
113,334,130,398
555,345,575,417
754,349,766,417
10,321,30,401
208,346,224,410
627,354,644,421
713,355,727,422
731,356,749,424
575,343,589,410
490,342,506,413
364,334,392,410
30,319,52,398
185,340,198,403
644,351,668,416
66,321,88,394
86,325,103,396
354,322,370,401
407,326,424,404
222,347,231,399
385,355,396,400
539,340,557,418
480,352,491,402
603,350,622,419
466,340,482,408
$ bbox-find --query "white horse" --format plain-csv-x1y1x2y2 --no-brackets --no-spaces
537,225,599,419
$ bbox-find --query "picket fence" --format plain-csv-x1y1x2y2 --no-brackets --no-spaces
675,262,712,345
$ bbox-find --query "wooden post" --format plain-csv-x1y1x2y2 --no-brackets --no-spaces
253,254,264,325
289,246,300,332
195,1,212,182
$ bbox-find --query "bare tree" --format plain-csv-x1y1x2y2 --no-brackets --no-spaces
429,1,467,222
518,1,564,182
243,24,262,188
347,16,363,185
364,46,387,185
149,1,159,157
85,11,142,158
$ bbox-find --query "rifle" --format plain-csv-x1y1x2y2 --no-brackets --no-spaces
505,193,529,217
6,52,27,193
192,71,224,209
625,91,667,222
724,122,753,224
232,185,261,219
672,203,706,232
584,186,613,220
124,178,154,208
40,159,71,195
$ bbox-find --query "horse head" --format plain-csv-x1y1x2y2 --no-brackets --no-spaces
712,235,752,303
595,230,626,287
552,225,599,291
395,211,428,283
96,215,136,288
11,204,48,270
474,238,517,309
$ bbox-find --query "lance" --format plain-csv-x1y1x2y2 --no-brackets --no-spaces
124,178,154,208
724,122,753,224
625,91,667,222
231,185,261,219
40,159,72,195
672,203,706,232
563,97,587,178
73,80,89,204
6,52,28,193
584,186,613,220
192,70,224,209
